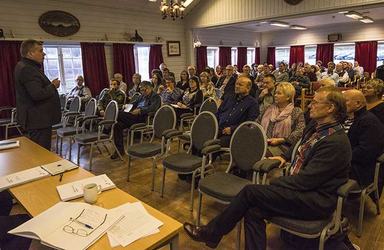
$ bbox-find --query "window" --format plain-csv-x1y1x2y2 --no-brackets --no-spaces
134,45,150,81
275,47,290,67
231,48,237,65
334,43,355,64
207,47,219,68
304,45,317,65
247,48,255,66
43,45,83,94
377,42,384,68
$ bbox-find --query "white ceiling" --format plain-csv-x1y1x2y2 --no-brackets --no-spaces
203,5,384,33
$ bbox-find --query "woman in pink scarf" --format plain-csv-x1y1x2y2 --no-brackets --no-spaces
258,82,305,156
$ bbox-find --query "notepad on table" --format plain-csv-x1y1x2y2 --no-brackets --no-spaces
0,167,50,192
0,140,20,150
56,174,116,201
41,159,79,176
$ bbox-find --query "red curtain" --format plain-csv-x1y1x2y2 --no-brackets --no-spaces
355,41,378,74
267,47,275,66
219,47,231,67
0,41,21,107
149,45,164,77
113,43,135,89
237,47,247,71
255,47,260,65
196,46,207,74
80,43,109,95
316,43,334,64
289,45,305,66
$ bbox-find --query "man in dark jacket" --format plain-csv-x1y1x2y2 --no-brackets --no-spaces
184,87,352,250
111,81,161,159
14,39,61,150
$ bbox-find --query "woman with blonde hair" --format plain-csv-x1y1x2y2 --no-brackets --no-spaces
362,78,384,124
257,82,305,156
199,71,217,100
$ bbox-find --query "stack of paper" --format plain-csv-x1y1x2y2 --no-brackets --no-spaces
107,202,163,247
56,174,116,201
0,140,20,150
41,159,78,176
8,202,123,250
0,167,50,192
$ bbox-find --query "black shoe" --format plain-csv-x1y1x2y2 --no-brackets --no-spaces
183,222,219,248
110,151,123,160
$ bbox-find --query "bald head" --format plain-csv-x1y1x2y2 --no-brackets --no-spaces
343,89,366,114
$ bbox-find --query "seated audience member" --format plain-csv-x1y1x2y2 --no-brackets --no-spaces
313,65,322,81
321,62,339,83
176,70,190,91
208,67,218,86
173,76,203,118
216,65,238,100
242,65,259,98
184,87,352,250
288,63,297,79
159,62,167,74
336,63,350,86
111,81,161,158
319,77,336,88
268,64,275,72
345,62,355,81
97,78,125,116
187,65,197,78
259,74,276,113
290,67,310,98
354,61,364,78
114,73,127,93
255,64,265,82
0,190,31,250
151,72,164,93
362,79,384,124
258,82,305,156
67,75,92,107
216,77,259,148
215,65,222,78
127,73,141,101
304,63,317,82
316,60,325,73
159,77,183,105
162,67,175,79
152,68,163,78
200,72,217,100
343,89,384,189
272,62,289,83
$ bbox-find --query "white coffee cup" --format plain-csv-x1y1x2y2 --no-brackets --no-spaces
83,183,101,204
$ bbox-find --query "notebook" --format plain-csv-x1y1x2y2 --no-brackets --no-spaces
8,202,123,250
0,167,50,192
56,174,116,201
41,159,79,176
0,140,20,150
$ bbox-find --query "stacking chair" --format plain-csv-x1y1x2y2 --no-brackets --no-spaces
56,98,97,160
179,97,218,131
53,96,81,130
74,100,123,171
161,111,219,211
126,105,176,191
0,107,22,139
350,153,384,237
59,94,67,112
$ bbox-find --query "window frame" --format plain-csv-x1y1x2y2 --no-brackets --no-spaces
207,46,219,68
134,45,151,81
333,43,355,65
231,48,238,65
247,48,255,66
304,45,317,65
275,46,290,68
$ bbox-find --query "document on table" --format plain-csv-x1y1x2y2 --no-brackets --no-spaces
0,140,20,150
107,202,163,247
41,159,78,176
56,174,116,201
0,167,50,192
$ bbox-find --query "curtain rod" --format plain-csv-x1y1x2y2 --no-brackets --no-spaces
0,38,164,45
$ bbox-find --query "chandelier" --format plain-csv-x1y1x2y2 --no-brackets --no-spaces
160,0,186,20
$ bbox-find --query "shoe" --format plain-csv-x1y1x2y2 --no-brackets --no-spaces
183,222,219,248
110,151,123,160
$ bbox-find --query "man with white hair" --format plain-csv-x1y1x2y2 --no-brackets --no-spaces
114,73,127,93
353,61,364,78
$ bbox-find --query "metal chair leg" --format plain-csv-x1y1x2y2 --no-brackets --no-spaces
56,135,59,153
77,144,81,165
151,157,156,191
161,167,166,198
127,155,131,182
318,227,327,250
112,141,124,161
197,192,202,226
89,143,94,171
358,189,367,237
374,187,381,215
69,137,72,161
5,125,9,140
190,170,197,212
59,137,63,156
236,221,242,250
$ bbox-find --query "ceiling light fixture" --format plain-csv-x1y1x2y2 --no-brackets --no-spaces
270,21,290,27
160,0,186,20
344,11,363,19
290,25,307,30
359,16,374,23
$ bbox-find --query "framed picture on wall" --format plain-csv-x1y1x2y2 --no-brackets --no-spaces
167,41,181,56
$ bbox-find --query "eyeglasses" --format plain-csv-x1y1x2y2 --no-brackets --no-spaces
310,99,332,106
63,209,107,237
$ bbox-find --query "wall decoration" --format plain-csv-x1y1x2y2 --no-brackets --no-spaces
167,41,181,56
39,10,80,37
284,0,303,5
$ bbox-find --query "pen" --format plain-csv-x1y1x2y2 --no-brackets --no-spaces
0,141,17,146
59,173,64,182
69,218,94,229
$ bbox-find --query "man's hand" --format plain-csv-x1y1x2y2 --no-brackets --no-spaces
267,138,285,146
259,88,268,98
130,108,141,115
51,78,60,88
222,127,231,135
268,156,286,168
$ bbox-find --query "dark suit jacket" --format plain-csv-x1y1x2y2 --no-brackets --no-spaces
348,107,384,187
132,90,161,115
14,58,61,130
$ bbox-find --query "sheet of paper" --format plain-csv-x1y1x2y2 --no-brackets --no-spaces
123,104,133,113
0,167,50,192
0,140,20,150
41,159,78,176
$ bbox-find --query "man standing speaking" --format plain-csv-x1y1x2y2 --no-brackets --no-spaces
14,39,61,150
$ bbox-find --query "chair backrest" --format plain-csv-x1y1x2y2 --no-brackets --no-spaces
130,92,141,103
199,97,218,114
68,96,81,112
190,111,218,152
59,94,67,110
98,88,109,100
104,100,118,122
152,105,176,139
84,98,97,116
229,121,267,172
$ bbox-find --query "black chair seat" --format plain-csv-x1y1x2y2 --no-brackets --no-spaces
0,118,11,125
57,127,77,137
269,216,331,235
74,132,109,143
127,143,162,158
163,153,202,172
199,172,252,202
